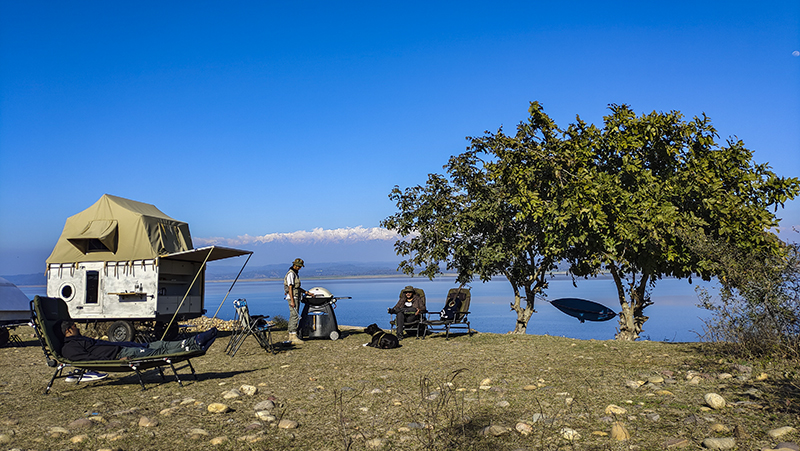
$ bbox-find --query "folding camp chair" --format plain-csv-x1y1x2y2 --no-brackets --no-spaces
389,287,428,339
30,296,205,394
421,287,473,339
225,299,274,357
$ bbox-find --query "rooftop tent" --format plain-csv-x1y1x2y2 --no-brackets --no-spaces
46,194,193,264
0,276,30,323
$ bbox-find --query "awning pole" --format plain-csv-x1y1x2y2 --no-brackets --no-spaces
211,252,252,320
160,247,214,341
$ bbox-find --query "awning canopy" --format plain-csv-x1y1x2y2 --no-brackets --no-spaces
161,246,253,263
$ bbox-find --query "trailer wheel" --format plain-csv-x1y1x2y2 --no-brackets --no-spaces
107,321,134,342
329,330,340,341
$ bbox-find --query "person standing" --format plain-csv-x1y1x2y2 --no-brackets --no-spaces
284,258,312,344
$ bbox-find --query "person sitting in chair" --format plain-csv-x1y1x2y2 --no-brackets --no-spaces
388,286,425,340
58,320,217,361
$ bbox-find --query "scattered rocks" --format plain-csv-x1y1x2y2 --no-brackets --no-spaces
138,416,158,427
207,403,231,414
255,411,276,422
626,380,645,389
644,412,661,422
188,428,209,439
482,425,512,436
209,436,229,446
244,422,264,431
48,426,69,436
160,406,180,416
69,434,88,443
238,432,266,443
769,427,797,439
605,404,628,415
278,419,298,429
560,427,580,441
704,393,726,410
365,438,385,448
515,422,533,435
702,437,736,449
611,422,630,440
254,400,275,411
240,385,258,396
223,389,242,399
67,418,93,429
711,423,730,433
98,430,125,441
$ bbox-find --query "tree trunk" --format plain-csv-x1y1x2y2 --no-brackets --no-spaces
610,267,651,341
616,301,639,341
510,292,535,334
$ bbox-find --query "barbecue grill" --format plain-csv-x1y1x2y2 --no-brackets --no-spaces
298,287,350,340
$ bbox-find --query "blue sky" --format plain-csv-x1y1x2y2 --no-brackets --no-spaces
1,1,798,275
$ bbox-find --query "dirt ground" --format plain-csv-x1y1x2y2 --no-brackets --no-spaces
1,325,798,451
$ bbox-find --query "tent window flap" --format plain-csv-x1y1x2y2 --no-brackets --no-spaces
67,220,119,254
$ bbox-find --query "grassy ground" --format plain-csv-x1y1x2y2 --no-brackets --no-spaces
1,325,798,450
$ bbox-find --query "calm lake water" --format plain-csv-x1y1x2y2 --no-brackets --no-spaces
204,275,716,342
20,275,717,342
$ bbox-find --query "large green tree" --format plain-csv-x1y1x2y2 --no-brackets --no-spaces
572,105,799,340
381,102,597,333
384,102,799,338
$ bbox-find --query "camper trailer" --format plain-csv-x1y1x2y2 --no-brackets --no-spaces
46,194,251,342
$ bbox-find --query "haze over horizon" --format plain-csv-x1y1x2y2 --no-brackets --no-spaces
2,1,798,276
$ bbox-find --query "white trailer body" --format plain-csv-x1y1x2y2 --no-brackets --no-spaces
46,246,247,323
44,195,252,340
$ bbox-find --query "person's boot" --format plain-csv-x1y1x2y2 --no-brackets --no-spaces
289,332,305,344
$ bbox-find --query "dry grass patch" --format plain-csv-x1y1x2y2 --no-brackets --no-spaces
1,326,798,450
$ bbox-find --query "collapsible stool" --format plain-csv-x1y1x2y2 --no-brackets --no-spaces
225,299,274,357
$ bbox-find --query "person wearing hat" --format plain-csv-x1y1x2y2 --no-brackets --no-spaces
388,286,426,340
284,258,313,344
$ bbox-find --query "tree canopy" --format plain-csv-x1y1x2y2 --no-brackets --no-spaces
383,102,799,338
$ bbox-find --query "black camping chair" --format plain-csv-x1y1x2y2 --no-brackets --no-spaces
225,298,274,357
421,287,473,339
389,287,428,339
30,295,205,394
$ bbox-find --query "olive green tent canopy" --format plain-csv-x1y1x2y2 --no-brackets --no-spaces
46,194,195,264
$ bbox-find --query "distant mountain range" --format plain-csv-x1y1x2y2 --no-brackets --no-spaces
2,261,406,287
205,261,406,281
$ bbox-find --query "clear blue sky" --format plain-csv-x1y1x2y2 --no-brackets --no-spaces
1,1,798,275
